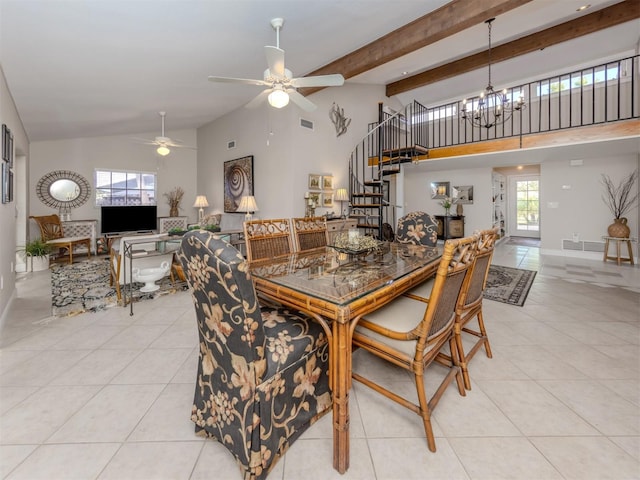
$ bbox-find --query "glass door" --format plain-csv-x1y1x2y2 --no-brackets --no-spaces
509,175,540,238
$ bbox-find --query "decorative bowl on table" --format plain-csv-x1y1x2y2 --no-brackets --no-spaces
330,233,381,257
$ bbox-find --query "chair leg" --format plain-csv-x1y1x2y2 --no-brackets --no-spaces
454,322,471,390
414,373,436,452
449,336,466,395
477,310,493,358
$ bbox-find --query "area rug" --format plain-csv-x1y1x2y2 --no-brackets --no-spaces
505,237,541,247
51,257,187,317
484,264,537,307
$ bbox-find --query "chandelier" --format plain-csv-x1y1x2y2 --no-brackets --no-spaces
460,18,525,129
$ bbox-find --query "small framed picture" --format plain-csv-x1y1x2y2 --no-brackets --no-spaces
1,162,8,204
308,191,321,206
8,133,13,168
1,124,8,162
308,174,322,191
430,181,450,199
322,175,334,190
453,185,474,204
322,193,333,208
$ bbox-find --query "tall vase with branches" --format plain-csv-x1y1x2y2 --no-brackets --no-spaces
164,187,184,218
601,170,638,238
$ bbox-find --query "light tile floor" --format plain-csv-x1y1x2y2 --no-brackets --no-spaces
1,242,639,479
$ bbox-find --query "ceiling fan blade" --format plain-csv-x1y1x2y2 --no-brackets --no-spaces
245,89,272,109
290,74,345,88
208,75,270,86
264,46,285,78
288,90,317,112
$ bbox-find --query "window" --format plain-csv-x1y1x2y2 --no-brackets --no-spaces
536,65,620,97
95,170,156,206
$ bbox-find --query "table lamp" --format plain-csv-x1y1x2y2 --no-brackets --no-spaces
335,188,349,218
193,195,209,223
238,195,259,221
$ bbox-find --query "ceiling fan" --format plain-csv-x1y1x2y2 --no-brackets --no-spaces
207,18,344,112
135,112,195,156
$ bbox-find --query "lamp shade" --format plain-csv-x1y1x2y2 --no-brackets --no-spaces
335,188,349,201
157,145,170,156
237,195,259,213
268,89,289,109
193,195,209,208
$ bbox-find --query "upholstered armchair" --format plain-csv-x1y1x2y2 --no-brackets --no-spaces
396,211,438,247
177,231,331,479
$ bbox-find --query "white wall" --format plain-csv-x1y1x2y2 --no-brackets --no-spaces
196,83,399,220
403,164,494,235
540,153,638,257
29,129,198,238
0,65,29,323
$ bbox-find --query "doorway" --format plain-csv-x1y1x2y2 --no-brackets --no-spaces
509,175,540,238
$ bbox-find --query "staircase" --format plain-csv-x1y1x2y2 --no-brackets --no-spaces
347,101,429,238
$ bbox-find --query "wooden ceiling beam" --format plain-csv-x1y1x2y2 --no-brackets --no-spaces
387,1,640,97
298,0,533,96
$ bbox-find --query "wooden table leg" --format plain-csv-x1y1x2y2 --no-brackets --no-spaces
332,321,351,474
616,240,621,265
603,238,610,262
627,240,634,265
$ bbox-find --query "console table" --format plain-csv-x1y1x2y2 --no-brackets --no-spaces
602,236,635,265
434,215,465,240
62,219,98,254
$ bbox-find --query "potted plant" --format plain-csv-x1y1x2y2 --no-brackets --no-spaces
601,170,638,238
24,238,52,271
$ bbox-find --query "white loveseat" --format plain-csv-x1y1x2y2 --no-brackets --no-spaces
109,233,178,301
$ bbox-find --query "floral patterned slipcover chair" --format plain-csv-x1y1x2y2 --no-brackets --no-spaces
177,231,331,479
396,211,438,247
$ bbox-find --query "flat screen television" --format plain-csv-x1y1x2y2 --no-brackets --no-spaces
101,205,157,234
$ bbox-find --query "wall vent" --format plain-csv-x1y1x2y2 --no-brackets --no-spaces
227,140,236,149
299,118,314,130
562,239,604,252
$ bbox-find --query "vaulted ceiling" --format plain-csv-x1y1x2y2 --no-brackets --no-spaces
0,0,638,142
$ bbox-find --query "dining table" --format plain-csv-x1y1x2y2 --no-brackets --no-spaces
248,241,441,474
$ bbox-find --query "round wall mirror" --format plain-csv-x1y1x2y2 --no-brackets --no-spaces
36,170,91,209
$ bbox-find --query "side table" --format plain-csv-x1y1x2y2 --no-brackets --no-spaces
602,236,635,266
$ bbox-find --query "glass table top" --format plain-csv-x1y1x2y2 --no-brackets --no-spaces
249,243,441,307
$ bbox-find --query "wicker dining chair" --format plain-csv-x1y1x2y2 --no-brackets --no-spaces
244,218,294,262
291,216,329,251
395,211,438,247
29,214,92,264
351,234,478,452
177,230,331,480
404,227,497,390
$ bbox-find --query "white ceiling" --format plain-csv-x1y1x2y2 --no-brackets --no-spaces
1,0,638,142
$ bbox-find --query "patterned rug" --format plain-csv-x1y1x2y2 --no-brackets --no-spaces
51,257,187,317
484,264,537,307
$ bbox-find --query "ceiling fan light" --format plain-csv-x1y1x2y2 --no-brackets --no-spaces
268,89,289,108
157,145,170,156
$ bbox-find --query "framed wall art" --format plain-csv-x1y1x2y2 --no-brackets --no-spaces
308,191,321,207
8,131,13,168
224,155,254,213
453,185,474,204
322,175,334,190
322,192,333,208
2,124,9,162
1,162,8,204
308,174,322,191
430,181,450,199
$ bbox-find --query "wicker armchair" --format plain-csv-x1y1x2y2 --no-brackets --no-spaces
177,231,331,479
351,234,478,452
396,211,438,247
291,216,328,251
29,214,92,264
244,218,293,262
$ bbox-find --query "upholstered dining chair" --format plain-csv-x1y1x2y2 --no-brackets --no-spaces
395,211,438,247
291,216,329,251
404,227,497,390
177,230,331,480
351,234,478,452
30,214,92,264
243,218,294,262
